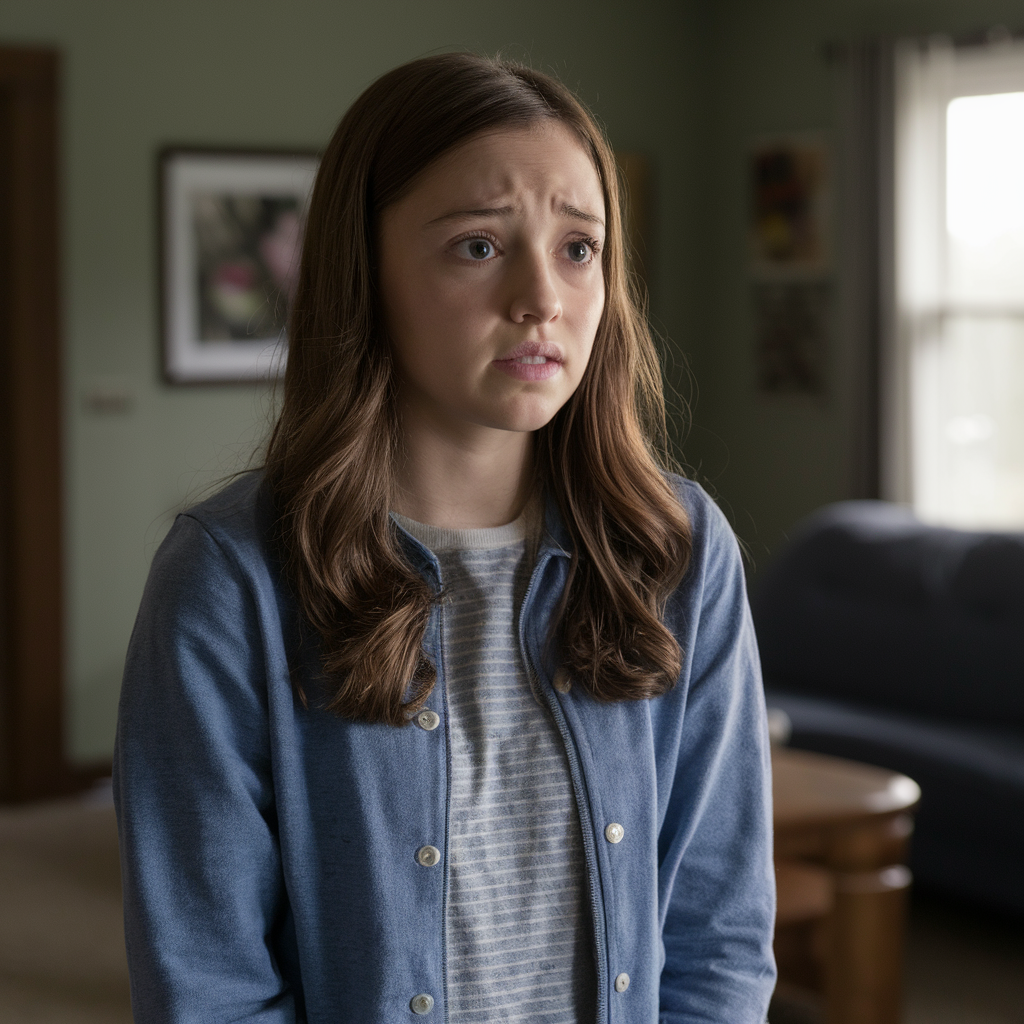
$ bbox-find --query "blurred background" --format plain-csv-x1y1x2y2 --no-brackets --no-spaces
1,1,1022,1022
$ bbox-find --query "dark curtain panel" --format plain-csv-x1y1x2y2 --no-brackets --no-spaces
832,39,895,500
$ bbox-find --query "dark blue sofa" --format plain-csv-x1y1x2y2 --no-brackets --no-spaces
751,501,1024,914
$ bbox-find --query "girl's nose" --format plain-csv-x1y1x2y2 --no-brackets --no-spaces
507,250,562,325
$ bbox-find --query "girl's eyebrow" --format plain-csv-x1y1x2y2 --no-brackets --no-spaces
427,203,604,228
560,203,604,226
428,205,516,225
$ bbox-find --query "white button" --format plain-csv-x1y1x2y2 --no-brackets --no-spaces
410,992,434,1014
605,822,624,844
615,971,630,992
416,845,441,867
416,710,440,731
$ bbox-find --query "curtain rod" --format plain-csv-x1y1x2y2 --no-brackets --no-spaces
823,25,1024,62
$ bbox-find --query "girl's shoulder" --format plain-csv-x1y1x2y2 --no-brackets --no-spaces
662,472,741,564
182,470,268,537
148,471,279,605
175,471,274,562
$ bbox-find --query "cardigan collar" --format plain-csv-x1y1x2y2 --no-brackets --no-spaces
390,486,572,591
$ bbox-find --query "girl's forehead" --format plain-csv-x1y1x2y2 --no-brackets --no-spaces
400,124,605,221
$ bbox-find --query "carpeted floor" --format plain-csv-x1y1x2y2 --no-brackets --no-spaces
0,784,130,1023
903,894,1024,1024
1,785,1022,1023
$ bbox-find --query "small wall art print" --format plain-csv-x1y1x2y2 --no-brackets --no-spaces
753,279,830,394
749,135,831,395
160,148,319,383
750,136,830,276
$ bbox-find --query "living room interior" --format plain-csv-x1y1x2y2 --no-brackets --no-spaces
1,1,1022,1022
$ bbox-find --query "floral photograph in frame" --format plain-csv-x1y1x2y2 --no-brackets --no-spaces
160,148,319,383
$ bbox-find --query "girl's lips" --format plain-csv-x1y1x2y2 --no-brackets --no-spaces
492,357,562,381
497,340,564,362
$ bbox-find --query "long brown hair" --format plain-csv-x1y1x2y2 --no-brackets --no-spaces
264,52,692,725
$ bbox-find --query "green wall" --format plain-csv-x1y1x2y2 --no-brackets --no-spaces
0,0,700,762
7,0,1019,763
690,0,1024,571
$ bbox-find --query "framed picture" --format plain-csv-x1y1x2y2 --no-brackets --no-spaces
749,136,831,395
749,135,830,278
159,148,319,383
752,280,830,395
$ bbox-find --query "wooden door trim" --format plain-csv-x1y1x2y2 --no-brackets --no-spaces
0,46,77,801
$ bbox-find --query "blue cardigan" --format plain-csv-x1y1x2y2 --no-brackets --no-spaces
113,472,776,1023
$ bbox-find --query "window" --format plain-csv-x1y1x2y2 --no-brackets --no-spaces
893,39,1024,529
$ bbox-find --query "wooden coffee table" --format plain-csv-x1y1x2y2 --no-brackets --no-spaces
772,746,921,1024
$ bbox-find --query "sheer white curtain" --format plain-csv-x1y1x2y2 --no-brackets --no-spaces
893,38,1024,528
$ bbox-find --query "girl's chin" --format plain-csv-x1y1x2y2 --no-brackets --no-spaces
480,401,566,436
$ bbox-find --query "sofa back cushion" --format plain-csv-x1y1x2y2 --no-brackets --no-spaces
752,501,1024,729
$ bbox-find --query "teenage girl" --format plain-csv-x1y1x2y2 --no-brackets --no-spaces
115,52,776,1024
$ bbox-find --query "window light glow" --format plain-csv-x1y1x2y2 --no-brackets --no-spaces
944,413,996,445
897,44,1024,529
946,92,1024,244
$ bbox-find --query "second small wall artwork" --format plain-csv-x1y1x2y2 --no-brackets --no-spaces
749,135,831,396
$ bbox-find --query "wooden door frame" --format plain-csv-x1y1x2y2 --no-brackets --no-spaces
0,45,83,802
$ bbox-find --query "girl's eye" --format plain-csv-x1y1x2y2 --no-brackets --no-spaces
566,240,595,264
455,237,496,261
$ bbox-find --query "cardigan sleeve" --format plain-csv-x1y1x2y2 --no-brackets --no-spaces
114,513,301,1023
657,485,776,1023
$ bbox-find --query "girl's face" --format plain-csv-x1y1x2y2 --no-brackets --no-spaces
378,122,606,445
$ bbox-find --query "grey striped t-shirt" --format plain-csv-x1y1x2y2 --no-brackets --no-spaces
392,505,596,1023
